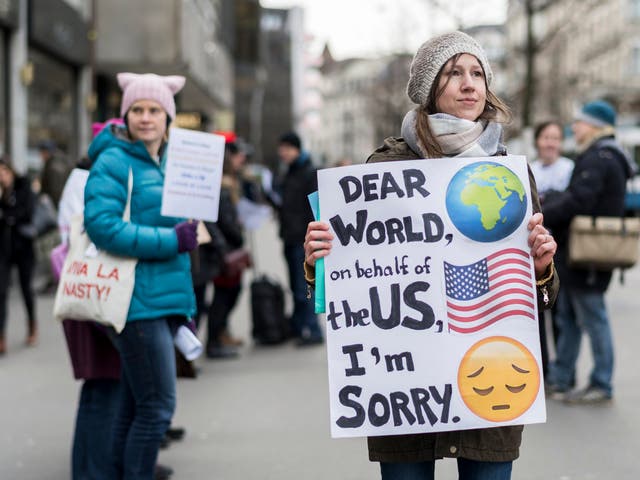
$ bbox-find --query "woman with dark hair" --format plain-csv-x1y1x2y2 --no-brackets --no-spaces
530,121,573,201
303,31,559,480
0,156,37,354
530,121,573,377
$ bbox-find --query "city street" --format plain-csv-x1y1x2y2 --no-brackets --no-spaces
1,219,639,479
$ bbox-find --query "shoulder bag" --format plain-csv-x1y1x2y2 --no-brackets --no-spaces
568,215,640,270
213,248,252,288
53,170,136,333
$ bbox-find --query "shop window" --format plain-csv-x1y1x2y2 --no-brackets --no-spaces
27,48,74,169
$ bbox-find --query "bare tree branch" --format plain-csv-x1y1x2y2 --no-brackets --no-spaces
519,0,600,128
421,0,464,29
534,0,600,51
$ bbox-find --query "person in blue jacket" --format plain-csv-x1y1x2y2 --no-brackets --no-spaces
84,72,198,479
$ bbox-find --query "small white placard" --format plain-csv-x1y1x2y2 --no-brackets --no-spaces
161,127,225,221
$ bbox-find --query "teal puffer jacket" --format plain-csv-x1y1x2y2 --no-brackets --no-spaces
84,124,196,322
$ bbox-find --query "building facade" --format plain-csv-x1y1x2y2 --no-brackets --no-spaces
506,0,640,158
1,0,92,173
0,0,235,173
93,0,234,133
0,0,20,160
258,7,295,169
232,5,302,170
233,0,263,159
317,51,412,166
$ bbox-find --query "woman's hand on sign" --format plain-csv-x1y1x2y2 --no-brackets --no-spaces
304,221,333,267
527,212,557,277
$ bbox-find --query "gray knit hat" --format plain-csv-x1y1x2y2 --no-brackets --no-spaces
407,31,493,106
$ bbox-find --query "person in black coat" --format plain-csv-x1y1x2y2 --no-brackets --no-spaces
543,100,635,404
276,132,323,345
193,139,248,358
0,157,38,354
38,140,70,209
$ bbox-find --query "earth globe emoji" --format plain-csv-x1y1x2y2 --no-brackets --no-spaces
446,162,527,243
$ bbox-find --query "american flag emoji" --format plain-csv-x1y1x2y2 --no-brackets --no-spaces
443,248,535,334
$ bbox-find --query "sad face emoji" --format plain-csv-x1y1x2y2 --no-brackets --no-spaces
458,336,540,422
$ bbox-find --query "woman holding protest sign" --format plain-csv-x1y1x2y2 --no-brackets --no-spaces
303,31,559,480
83,73,198,479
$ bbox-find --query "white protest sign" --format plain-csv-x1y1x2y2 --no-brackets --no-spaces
318,156,546,438
161,127,225,221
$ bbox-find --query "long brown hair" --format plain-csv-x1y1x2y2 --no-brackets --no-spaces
415,53,512,158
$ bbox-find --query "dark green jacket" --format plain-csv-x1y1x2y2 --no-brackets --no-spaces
365,136,559,463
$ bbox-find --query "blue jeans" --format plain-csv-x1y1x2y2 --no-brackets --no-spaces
109,318,178,480
284,243,322,340
380,459,513,480
549,287,614,395
72,379,121,480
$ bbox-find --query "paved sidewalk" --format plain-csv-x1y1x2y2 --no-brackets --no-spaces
1,219,639,479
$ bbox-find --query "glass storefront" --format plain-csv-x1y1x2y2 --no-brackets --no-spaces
27,48,74,168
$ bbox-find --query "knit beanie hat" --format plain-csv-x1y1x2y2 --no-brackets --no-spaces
407,31,493,106
279,131,302,150
117,73,186,120
574,100,616,127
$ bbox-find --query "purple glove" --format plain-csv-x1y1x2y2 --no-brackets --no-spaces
174,221,198,253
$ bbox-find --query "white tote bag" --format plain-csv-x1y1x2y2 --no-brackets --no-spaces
53,170,136,333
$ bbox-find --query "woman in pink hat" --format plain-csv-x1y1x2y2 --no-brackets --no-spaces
84,73,198,479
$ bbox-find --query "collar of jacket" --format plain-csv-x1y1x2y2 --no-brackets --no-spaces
288,151,310,172
585,135,637,178
88,123,168,171
576,127,615,153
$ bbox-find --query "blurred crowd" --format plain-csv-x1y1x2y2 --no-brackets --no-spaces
0,71,325,480
1,29,637,480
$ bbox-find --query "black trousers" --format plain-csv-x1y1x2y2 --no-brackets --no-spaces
207,284,241,347
193,283,208,328
193,282,242,347
0,245,36,336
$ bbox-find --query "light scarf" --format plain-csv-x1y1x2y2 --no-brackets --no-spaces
577,127,637,177
401,109,504,158
576,126,615,153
